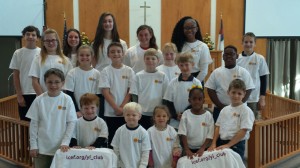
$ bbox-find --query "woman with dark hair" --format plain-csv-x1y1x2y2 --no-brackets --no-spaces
171,16,212,82
63,28,82,67
92,12,128,72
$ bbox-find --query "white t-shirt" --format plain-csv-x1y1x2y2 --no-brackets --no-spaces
73,117,108,147
9,47,41,94
177,148,245,168
28,55,73,92
178,110,214,149
205,65,255,106
156,64,181,82
124,44,164,73
181,40,213,81
147,125,180,168
111,125,151,168
99,64,135,117
216,103,255,140
70,53,77,67
130,70,169,116
95,39,127,72
26,92,77,155
237,52,270,102
64,67,101,109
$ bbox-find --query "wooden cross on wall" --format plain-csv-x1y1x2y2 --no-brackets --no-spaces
140,1,150,25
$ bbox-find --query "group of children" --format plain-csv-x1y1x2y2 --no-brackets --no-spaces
8,12,269,168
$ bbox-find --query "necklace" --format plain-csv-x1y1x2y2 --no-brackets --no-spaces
186,42,201,53
155,125,167,131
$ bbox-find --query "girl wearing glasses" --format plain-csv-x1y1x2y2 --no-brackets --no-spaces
29,28,73,96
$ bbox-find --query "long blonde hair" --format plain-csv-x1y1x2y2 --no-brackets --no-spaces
41,29,66,65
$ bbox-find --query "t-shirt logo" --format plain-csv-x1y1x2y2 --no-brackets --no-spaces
122,75,129,79
202,122,207,126
233,112,240,117
166,137,174,141
175,72,180,76
133,138,142,143
233,75,241,78
88,77,96,81
249,62,257,65
58,105,66,110
58,60,63,64
154,79,162,84
94,127,101,132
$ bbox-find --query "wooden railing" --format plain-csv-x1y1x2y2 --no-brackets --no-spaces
0,95,19,119
262,93,300,119
0,116,32,167
249,108,300,167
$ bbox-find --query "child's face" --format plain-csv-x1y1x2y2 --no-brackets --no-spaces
154,109,169,128
124,109,141,128
163,50,176,62
43,33,58,54
103,15,114,32
177,62,193,76
81,104,97,120
144,55,159,71
228,88,246,106
188,90,204,111
78,48,93,67
138,29,152,46
183,20,198,42
223,48,238,67
67,31,80,48
108,46,123,63
45,74,64,97
242,36,256,53
24,31,38,46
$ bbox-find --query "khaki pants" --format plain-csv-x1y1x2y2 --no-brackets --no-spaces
34,154,53,168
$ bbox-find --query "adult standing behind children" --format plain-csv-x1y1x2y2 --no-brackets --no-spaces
29,29,73,96
237,32,270,119
63,28,82,67
92,12,128,72
205,45,255,122
124,25,163,73
171,16,212,82
9,25,41,121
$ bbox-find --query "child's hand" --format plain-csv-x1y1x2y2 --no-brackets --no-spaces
216,144,230,150
172,148,182,157
196,148,205,157
185,149,194,159
60,145,70,152
72,146,82,149
17,95,26,107
85,146,95,150
207,144,216,151
76,111,83,118
177,113,182,120
114,107,123,116
30,149,38,157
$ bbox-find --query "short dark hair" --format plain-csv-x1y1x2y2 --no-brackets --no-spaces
224,45,238,54
243,32,256,42
188,87,204,98
152,105,171,124
44,68,65,82
228,79,246,92
107,42,123,53
22,25,41,38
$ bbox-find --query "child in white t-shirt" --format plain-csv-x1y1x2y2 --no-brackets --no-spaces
9,25,41,121
163,52,202,128
130,48,169,130
29,28,72,95
111,102,151,168
208,79,255,160
70,93,108,148
26,68,77,168
178,86,214,159
156,42,181,82
99,42,135,146
147,105,181,168
65,45,101,118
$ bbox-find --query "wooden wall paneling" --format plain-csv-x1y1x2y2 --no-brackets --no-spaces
45,0,74,42
79,0,129,44
216,0,267,57
161,0,211,48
